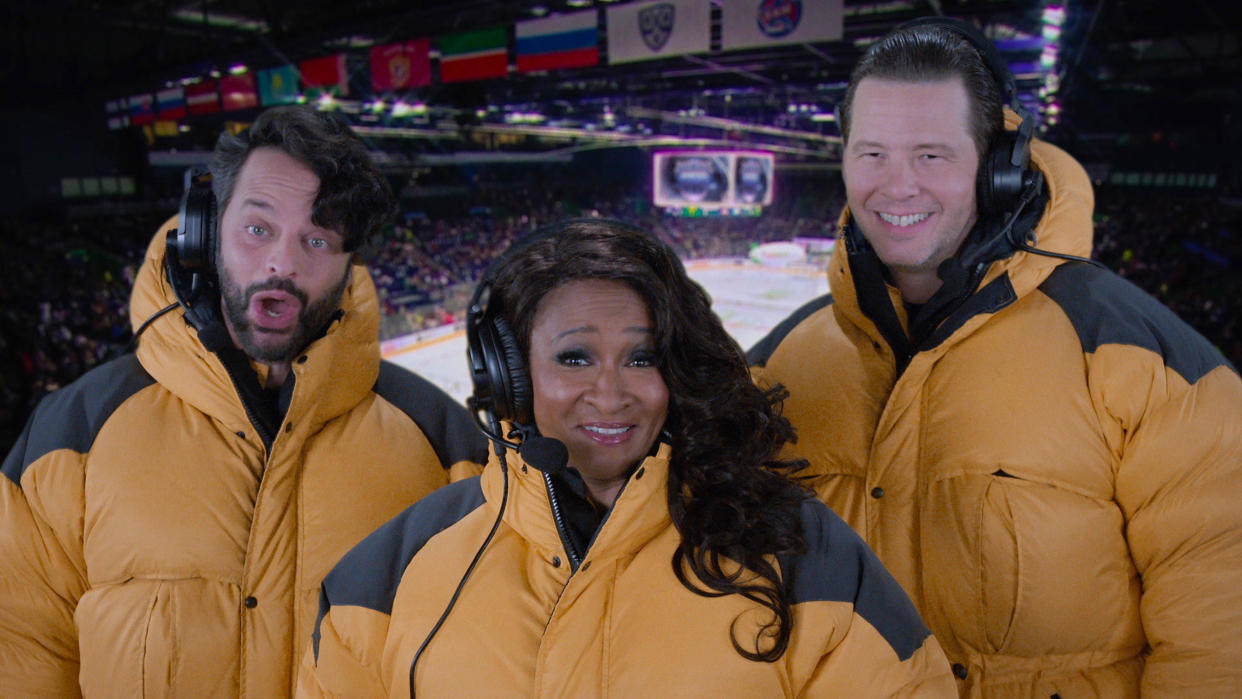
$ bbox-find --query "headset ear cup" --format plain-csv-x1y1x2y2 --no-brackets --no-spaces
203,194,218,276
977,141,997,215
175,171,218,274
979,131,1027,216
491,315,532,425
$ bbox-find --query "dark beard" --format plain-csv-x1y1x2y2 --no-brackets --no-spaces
218,269,349,363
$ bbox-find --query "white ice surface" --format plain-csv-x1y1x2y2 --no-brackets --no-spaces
383,258,830,406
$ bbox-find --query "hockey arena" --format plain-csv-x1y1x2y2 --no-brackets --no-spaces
384,255,831,404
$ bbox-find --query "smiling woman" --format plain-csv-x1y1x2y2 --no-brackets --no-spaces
526,278,669,506
299,219,956,698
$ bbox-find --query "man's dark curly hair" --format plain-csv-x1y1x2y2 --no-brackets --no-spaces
489,218,810,662
208,105,397,256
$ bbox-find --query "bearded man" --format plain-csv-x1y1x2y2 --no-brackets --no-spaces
0,106,486,697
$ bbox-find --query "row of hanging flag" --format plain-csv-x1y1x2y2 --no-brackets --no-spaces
107,0,843,130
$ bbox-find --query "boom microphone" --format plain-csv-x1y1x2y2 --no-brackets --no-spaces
519,436,568,476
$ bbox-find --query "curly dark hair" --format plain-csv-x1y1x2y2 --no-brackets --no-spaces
208,105,397,256
489,218,809,662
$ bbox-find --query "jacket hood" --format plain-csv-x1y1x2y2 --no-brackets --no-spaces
990,110,1095,295
830,109,1095,337
129,216,383,431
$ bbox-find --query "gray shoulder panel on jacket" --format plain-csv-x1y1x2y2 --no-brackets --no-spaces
312,476,486,659
1039,262,1235,383
785,498,931,662
2,353,155,487
373,360,489,468
746,293,834,368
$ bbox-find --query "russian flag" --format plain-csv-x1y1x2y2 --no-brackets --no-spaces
157,87,187,120
516,10,598,73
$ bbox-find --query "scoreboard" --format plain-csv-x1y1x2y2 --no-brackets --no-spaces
653,150,774,216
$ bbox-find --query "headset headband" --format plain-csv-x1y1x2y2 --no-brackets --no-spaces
895,16,1018,105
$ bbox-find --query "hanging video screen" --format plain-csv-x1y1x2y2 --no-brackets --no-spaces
653,150,774,214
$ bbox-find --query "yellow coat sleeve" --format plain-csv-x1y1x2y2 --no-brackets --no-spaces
1104,355,1242,696
0,447,89,697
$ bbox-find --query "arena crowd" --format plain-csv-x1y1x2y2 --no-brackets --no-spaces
2,183,1238,454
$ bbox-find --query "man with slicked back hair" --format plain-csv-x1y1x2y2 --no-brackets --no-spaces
750,18,1242,698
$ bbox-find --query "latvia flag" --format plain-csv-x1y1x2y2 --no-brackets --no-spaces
186,80,219,115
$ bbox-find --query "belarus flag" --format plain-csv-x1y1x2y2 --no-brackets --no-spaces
516,10,599,73
439,27,508,83
300,54,348,96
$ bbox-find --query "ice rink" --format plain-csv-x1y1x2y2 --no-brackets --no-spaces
384,258,831,406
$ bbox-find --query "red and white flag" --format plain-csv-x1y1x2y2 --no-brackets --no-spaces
186,80,220,115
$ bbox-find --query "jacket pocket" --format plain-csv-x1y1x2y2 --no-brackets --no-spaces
923,470,1143,660
75,577,240,698
979,476,1020,651
141,581,177,698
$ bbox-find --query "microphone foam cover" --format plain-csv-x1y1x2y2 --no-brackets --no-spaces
197,321,233,353
519,436,569,475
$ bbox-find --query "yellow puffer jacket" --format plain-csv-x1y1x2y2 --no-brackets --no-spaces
750,135,1242,697
0,221,487,697
299,443,957,698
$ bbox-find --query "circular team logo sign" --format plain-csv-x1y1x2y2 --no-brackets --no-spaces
757,0,802,38
640,3,676,51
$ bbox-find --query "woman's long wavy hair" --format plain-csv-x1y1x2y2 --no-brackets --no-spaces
489,219,809,662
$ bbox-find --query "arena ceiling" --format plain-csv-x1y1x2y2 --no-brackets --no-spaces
5,0,1239,162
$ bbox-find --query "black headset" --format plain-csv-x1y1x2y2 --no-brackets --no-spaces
166,167,218,306
888,16,1038,217
465,259,533,441
131,166,223,346
463,229,542,450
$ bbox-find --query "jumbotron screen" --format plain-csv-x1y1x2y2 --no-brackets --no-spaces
653,150,774,215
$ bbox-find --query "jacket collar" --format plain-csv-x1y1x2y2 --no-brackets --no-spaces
129,217,383,434
479,442,674,562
